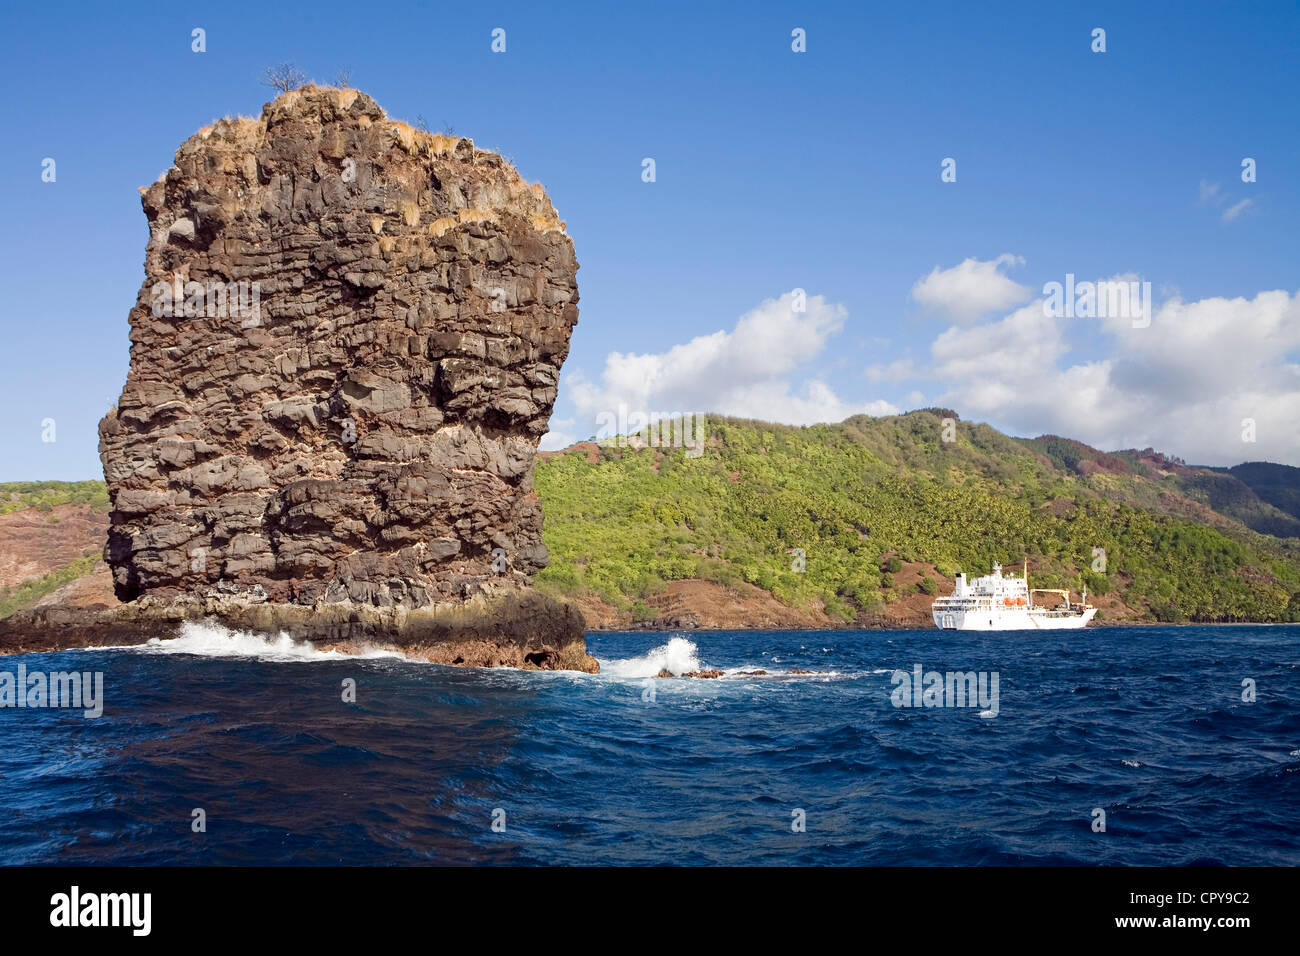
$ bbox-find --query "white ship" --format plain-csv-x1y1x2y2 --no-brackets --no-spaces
931,562,1096,630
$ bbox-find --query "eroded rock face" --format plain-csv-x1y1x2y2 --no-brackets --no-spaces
100,86,575,602
83,86,592,669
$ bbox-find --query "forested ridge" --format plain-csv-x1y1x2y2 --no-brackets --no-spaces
534,410,1300,623
5,410,1299,624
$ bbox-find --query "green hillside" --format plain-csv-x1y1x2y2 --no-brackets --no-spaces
534,411,1300,623
0,480,108,516
1216,462,1300,527
1018,440,1300,538
5,411,1300,625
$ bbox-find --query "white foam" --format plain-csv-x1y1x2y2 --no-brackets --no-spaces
598,636,856,681
130,619,407,663
600,636,703,678
720,666,843,680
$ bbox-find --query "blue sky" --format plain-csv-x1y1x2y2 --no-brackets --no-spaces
2,0,1298,479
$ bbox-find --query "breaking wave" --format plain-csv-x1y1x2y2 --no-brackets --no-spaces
600,636,703,678
129,619,407,663
597,636,845,680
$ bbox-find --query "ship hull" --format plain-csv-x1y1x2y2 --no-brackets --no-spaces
932,608,1097,630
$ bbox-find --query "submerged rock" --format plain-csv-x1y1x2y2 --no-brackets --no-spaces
1,86,594,671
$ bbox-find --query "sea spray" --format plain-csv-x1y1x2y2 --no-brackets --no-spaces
601,636,703,678
133,619,407,663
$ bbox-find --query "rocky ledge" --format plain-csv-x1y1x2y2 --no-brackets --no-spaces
0,86,595,671
0,590,592,670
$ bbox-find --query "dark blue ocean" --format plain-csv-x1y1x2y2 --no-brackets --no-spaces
1,623,1297,865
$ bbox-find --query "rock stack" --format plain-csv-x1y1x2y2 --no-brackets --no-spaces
2,87,595,671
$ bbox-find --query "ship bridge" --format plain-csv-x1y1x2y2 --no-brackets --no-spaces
940,562,1031,608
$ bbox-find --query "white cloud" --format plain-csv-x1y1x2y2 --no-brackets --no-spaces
562,291,898,441
910,254,1031,323
928,284,1300,465
1222,198,1255,222
1199,179,1256,223
539,417,578,452
716,379,899,423
865,358,917,383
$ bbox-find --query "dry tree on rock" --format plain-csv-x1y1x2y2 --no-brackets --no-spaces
262,62,308,94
